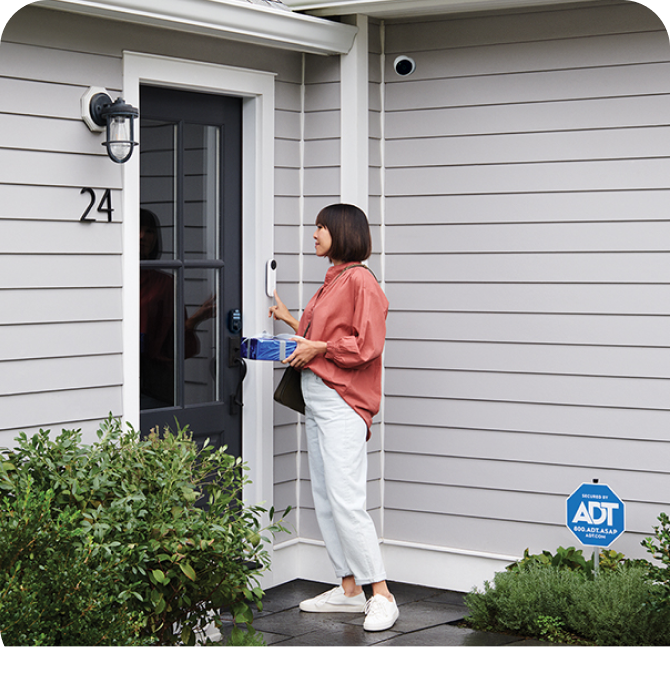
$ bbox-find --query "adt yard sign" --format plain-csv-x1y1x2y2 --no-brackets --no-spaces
566,483,625,548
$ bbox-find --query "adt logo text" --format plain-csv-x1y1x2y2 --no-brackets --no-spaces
566,483,625,548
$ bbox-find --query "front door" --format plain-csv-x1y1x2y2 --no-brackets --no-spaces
139,85,243,457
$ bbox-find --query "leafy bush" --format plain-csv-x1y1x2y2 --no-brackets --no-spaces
641,512,670,608
0,417,291,646
0,484,151,646
465,563,670,646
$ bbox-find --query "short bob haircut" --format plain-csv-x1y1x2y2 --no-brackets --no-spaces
316,203,372,263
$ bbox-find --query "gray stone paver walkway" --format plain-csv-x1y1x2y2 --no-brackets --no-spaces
214,579,564,647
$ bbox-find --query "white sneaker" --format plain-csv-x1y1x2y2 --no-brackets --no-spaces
363,594,399,631
299,585,367,613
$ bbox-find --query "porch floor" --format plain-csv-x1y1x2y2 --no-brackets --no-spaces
213,579,563,647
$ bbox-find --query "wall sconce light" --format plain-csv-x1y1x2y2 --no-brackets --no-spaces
81,86,139,164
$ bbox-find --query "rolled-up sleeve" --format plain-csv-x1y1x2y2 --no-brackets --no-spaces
324,274,388,369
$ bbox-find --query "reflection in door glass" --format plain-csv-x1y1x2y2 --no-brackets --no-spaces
184,124,219,261
139,123,221,410
139,120,176,259
140,259,177,409
184,268,219,405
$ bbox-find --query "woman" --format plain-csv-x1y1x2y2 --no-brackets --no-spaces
269,203,399,632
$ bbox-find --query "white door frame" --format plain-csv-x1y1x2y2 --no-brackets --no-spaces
121,52,276,576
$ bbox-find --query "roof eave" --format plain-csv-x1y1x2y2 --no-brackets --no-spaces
34,0,358,54
284,0,597,19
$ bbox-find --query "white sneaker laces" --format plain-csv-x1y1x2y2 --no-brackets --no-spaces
315,588,339,606
365,595,389,616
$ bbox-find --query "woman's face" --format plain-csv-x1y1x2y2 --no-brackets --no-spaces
313,222,333,259
140,223,156,259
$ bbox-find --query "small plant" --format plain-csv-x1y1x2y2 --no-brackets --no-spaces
536,615,567,643
507,545,631,579
0,416,292,646
507,546,593,575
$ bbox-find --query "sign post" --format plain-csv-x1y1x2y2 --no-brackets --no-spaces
566,481,625,569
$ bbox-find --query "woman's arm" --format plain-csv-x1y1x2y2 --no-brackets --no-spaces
284,337,327,369
269,289,300,333
323,276,388,369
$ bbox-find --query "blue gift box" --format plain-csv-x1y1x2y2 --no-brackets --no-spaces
241,334,297,361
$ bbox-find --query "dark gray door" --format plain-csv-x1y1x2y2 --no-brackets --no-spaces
139,85,243,457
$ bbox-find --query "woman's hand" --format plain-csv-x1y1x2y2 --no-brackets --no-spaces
284,337,327,369
269,290,299,332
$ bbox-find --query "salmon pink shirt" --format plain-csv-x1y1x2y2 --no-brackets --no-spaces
297,262,389,439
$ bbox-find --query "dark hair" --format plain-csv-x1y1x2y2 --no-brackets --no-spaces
316,203,372,263
140,208,162,260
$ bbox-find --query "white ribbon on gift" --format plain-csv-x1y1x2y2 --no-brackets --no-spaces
243,331,296,360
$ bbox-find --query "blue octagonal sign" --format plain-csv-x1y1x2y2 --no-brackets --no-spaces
566,483,625,548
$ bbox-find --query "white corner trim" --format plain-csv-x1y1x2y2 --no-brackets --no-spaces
34,0,357,54
121,51,276,539
340,14,369,212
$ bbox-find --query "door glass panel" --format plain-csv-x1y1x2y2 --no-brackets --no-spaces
139,120,176,260
184,268,219,405
184,123,219,261
139,85,242,457
140,266,177,409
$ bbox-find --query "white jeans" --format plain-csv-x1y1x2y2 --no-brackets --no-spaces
301,369,386,585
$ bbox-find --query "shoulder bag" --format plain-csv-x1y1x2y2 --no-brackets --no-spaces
273,320,309,414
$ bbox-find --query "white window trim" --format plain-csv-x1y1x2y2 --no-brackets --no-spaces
122,52,276,552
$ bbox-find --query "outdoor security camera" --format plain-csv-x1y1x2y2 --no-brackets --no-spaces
394,56,416,76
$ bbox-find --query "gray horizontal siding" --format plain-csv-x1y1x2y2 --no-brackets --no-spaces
386,283,670,315
385,221,670,253
0,36,123,446
380,1,670,561
386,339,670,382
0,7,309,464
384,1,663,54
386,127,670,163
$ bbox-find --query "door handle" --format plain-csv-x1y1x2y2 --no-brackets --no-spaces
228,335,246,415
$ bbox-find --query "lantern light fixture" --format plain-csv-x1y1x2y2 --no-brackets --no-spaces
81,87,139,164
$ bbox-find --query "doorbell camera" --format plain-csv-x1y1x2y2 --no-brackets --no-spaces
265,258,277,297
394,56,416,77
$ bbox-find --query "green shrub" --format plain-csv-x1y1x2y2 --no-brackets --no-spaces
566,566,670,646
465,565,583,637
465,564,670,646
0,417,291,646
0,484,151,646
641,512,670,608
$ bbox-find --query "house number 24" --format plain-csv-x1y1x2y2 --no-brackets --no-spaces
80,187,114,223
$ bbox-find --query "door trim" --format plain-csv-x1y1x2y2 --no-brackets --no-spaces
122,52,276,543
